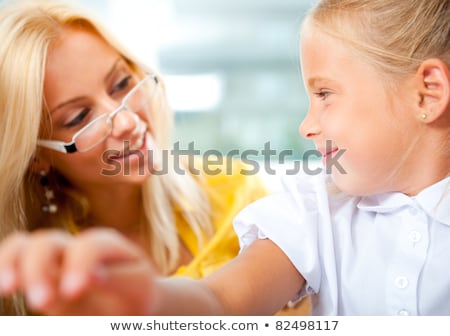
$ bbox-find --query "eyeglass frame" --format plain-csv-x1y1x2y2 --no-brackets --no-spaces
37,72,158,154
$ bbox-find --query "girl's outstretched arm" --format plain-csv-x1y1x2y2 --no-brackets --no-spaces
154,238,305,315
0,229,304,315
56,233,305,315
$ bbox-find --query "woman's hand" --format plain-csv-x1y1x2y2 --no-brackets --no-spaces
0,228,159,315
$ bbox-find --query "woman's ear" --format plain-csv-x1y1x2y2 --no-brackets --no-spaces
415,58,450,123
29,153,51,175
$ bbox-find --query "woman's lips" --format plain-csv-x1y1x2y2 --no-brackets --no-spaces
108,129,148,160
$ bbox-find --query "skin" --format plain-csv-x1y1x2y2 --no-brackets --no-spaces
0,21,448,315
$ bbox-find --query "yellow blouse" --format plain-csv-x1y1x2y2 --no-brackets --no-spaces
174,160,268,278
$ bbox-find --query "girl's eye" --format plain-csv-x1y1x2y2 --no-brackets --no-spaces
64,108,90,128
314,90,331,100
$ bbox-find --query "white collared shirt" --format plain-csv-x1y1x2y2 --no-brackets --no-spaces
234,171,450,315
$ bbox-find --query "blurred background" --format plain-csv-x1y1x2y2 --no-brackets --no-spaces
74,0,316,163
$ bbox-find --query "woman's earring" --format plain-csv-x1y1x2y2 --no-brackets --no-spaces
420,112,428,120
40,170,58,213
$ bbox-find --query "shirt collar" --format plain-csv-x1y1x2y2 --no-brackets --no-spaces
357,176,450,226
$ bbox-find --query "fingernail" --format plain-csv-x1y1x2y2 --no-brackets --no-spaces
27,284,49,309
60,273,86,296
0,269,15,292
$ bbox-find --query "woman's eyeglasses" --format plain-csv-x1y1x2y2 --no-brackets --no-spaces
37,73,158,154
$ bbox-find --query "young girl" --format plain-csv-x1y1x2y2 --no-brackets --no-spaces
0,0,448,315
0,0,268,315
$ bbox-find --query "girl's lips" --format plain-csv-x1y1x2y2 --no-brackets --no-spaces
317,147,339,157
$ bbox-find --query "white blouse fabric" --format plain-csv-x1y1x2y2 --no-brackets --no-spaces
233,171,450,316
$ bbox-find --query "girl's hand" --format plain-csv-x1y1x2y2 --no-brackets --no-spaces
0,228,159,315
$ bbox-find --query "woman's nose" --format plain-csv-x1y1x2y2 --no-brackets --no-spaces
298,109,320,139
110,107,138,138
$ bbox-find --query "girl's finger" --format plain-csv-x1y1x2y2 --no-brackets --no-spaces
0,232,29,294
60,228,148,299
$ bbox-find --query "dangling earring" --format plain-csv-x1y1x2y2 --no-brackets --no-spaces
40,170,58,214
420,112,428,120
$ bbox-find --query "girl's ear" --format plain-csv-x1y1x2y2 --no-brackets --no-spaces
415,58,450,123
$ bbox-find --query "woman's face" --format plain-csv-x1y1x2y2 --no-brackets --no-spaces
41,28,159,191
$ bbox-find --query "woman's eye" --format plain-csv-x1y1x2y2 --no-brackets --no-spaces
64,108,90,128
112,75,132,94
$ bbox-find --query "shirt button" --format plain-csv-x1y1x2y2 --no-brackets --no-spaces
395,276,409,289
398,309,410,316
408,231,422,243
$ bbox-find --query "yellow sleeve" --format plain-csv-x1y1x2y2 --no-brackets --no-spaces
175,159,268,279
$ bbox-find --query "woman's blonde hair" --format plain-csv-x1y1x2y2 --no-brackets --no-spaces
306,0,450,81
0,0,212,314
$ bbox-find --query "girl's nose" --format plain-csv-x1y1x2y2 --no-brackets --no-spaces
299,109,320,139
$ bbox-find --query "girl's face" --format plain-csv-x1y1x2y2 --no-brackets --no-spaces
41,28,158,191
299,23,422,196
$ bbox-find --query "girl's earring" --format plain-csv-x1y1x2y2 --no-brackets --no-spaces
420,112,428,120
40,170,58,214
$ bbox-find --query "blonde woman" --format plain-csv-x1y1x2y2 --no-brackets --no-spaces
0,0,268,315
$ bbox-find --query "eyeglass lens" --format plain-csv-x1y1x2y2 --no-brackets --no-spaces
74,77,149,152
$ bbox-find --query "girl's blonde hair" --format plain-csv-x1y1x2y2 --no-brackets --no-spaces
307,0,450,80
0,0,212,314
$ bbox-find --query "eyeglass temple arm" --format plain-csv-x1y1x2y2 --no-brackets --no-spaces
37,139,77,154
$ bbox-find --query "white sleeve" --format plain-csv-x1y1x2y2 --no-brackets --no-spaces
233,173,329,299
